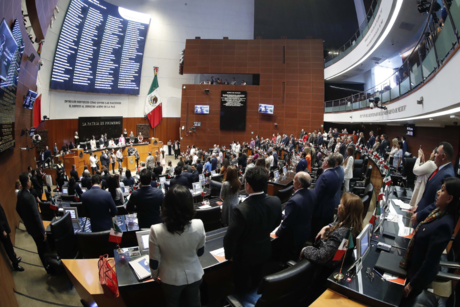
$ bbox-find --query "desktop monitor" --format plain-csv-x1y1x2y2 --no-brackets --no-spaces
64,207,78,221
136,230,150,253
274,170,279,178
62,188,68,194
357,224,371,259
283,166,287,174
159,176,166,183
195,105,209,114
258,104,274,114
199,174,204,181
193,182,202,192
211,170,216,176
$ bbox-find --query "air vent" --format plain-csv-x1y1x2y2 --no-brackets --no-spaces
370,56,382,61
399,22,415,31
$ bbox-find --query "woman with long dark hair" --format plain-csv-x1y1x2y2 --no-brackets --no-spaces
401,177,460,302
220,166,241,226
68,177,83,196
149,185,205,307
122,169,135,187
220,158,230,181
107,174,124,206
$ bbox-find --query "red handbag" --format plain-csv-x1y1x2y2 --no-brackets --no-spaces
98,254,119,298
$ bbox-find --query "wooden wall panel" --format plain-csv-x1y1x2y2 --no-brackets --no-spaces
181,39,324,149
37,117,180,150
0,0,56,306
25,0,59,41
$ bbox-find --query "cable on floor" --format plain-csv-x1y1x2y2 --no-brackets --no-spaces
14,291,82,307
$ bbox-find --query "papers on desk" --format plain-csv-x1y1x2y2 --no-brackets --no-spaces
129,255,151,281
392,199,412,210
382,273,406,286
210,247,227,263
396,215,414,238
199,204,212,209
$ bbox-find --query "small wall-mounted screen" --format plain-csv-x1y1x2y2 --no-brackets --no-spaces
195,105,209,114
259,104,274,114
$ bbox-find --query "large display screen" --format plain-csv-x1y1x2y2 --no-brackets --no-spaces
23,89,38,109
259,104,274,114
50,0,150,95
406,124,414,137
78,116,123,143
220,91,247,131
195,105,209,114
0,19,18,82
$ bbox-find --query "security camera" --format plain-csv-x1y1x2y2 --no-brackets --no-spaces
370,102,374,109
417,96,424,104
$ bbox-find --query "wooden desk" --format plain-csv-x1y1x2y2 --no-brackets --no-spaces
43,220,51,229
63,259,125,307
311,289,365,307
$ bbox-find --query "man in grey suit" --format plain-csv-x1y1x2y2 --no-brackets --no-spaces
224,167,282,293
82,175,117,232
146,152,155,171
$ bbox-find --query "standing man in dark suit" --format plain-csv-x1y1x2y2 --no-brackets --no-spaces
196,160,203,174
127,169,164,228
100,150,109,170
0,203,24,271
367,131,375,149
174,140,180,159
412,142,455,225
81,175,117,232
169,167,190,190
311,155,341,239
317,133,323,147
299,129,305,140
44,146,51,167
275,172,316,261
16,173,48,269
104,133,108,147
379,134,389,157
98,134,104,148
53,143,59,156
333,153,345,207
402,136,408,157
153,161,163,180
70,164,79,181
30,169,43,199
296,152,308,173
224,167,282,293
255,136,261,149
211,154,218,171
181,166,194,188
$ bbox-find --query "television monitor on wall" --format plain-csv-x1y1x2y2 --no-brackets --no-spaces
0,19,19,82
406,124,415,137
23,89,38,109
259,104,274,114
195,105,209,114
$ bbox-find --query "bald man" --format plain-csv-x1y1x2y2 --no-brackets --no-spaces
275,172,316,261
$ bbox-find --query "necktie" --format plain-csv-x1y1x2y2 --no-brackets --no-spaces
429,168,439,181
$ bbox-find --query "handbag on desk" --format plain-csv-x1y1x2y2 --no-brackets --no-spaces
98,254,119,298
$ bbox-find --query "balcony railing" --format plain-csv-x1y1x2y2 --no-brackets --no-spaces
325,0,460,113
324,0,380,67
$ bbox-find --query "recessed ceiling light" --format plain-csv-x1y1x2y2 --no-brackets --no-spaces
450,115,457,118
429,118,433,120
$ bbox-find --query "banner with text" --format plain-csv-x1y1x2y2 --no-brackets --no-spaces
78,117,123,142
220,91,247,131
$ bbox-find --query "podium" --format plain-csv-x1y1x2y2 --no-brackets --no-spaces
64,149,86,177
126,155,137,173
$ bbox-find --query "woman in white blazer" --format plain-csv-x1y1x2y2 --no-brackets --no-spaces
409,147,437,209
149,185,206,307
343,146,355,192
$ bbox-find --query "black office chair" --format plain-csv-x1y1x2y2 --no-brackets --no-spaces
360,194,370,220
362,156,369,169
226,260,315,307
366,183,374,200
352,165,372,191
194,206,221,232
50,212,78,259
76,231,118,258
402,157,416,189
39,201,56,221
116,205,128,215
352,159,364,179
210,180,222,197
275,185,294,204
212,174,224,183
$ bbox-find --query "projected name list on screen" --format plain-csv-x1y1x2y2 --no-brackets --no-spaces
50,0,150,95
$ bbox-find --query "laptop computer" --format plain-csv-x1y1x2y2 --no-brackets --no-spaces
64,207,80,230
62,188,68,194
374,252,407,277
159,176,166,184
193,182,202,193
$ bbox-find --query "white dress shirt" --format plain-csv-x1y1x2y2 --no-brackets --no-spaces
90,156,97,168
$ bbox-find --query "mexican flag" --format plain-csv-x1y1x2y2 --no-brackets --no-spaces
377,189,384,202
145,67,163,129
383,160,390,170
332,227,354,261
383,169,392,186
109,219,123,244
369,201,381,225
